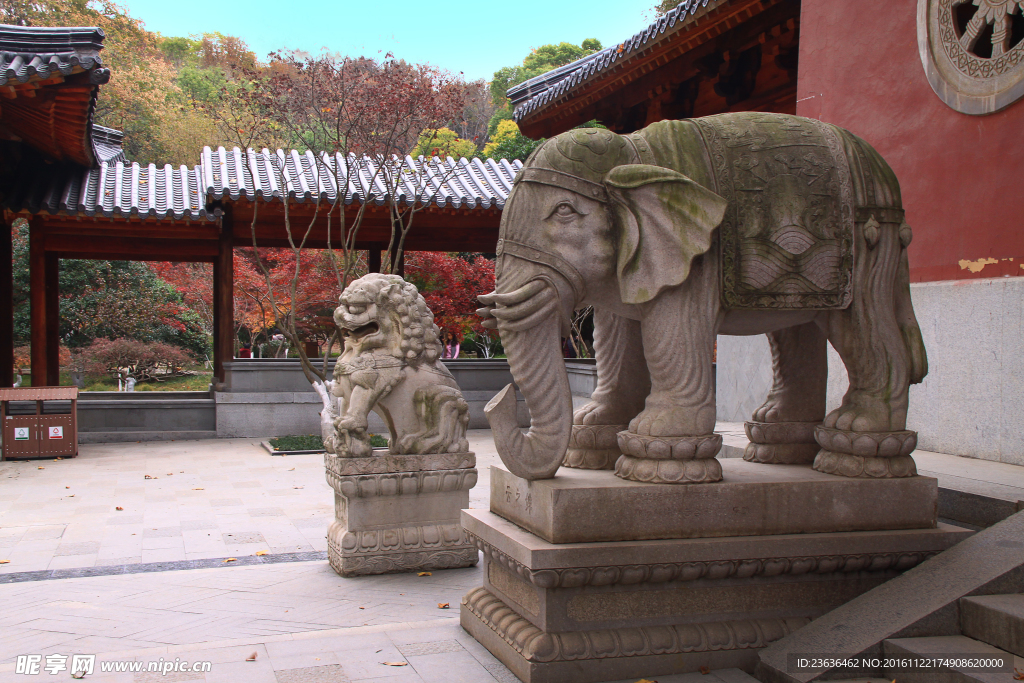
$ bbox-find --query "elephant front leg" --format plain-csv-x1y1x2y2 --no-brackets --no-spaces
745,321,827,464
566,309,650,470
617,264,722,484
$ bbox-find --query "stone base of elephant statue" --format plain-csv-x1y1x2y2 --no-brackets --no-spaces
317,273,476,576
813,426,919,478
325,451,478,577
563,424,625,470
462,460,969,683
743,421,821,464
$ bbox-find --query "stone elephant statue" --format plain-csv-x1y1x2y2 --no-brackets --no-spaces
478,112,928,484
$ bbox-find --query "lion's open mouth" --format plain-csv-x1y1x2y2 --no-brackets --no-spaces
343,322,379,340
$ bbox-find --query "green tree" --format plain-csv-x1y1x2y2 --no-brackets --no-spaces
487,39,603,136
411,128,478,159
653,0,679,15
482,119,541,162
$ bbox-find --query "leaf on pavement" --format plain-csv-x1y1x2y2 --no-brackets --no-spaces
438,602,450,609
115,506,123,511
382,662,408,667
224,558,237,563
255,550,268,556
0,560,10,564
246,652,257,661
417,571,432,576
700,665,710,674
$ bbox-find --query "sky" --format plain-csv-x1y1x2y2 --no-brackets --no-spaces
120,0,660,82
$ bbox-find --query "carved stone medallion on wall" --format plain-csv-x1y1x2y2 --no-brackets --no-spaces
918,0,1024,114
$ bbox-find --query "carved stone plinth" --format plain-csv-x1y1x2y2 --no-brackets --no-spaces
813,426,919,478
563,424,624,470
743,421,819,464
325,450,478,576
615,432,723,484
489,461,938,544
461,505,971,683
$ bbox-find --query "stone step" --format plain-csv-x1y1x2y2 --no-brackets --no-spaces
883,634,1021,683
603,668,760,682
753,511,1024,683
961,594,1024,657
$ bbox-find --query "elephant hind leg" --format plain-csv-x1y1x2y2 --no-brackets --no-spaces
825,221,911,433
752,321,827,423
745,321,827,464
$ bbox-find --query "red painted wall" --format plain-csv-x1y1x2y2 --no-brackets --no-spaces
796,0,1024,282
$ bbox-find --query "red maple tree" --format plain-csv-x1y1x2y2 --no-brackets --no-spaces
405,252,494,342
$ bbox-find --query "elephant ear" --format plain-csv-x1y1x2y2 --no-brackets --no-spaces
604,164,727,304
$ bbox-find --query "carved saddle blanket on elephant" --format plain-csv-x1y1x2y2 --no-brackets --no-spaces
688,113,858,310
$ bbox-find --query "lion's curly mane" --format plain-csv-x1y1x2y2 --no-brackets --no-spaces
356,274,441,365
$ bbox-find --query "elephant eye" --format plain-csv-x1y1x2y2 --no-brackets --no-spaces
549,201,584,220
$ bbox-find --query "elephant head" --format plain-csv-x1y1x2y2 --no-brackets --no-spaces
479,127,727,480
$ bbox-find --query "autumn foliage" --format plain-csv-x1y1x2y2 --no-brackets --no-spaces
405,253,495,342
79,338,193,382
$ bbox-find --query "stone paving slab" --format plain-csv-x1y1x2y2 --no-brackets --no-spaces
0,432,495,574
0,558,755,683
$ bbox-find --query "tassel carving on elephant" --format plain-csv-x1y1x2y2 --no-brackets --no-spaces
478,112,928,484
317,273,470,458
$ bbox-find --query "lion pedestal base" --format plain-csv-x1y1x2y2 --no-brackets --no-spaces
462,464,972,683
324,450,479,577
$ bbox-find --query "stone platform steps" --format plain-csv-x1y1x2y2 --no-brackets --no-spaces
882,633,1019,683
753,512,1024,683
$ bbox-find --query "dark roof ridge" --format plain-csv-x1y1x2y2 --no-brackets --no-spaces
0,24,105,54
509,0,726,123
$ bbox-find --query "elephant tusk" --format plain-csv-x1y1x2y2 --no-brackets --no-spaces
495,301,562,333
485,280,549,307
489,288,556,322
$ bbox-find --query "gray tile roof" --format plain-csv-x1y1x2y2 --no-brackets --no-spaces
91,125,127,164
0,24,108,86
10,148,521,220
13,160,208,220
202,147,522,211
509,0,726,122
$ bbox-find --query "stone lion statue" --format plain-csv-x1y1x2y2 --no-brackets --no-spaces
320,273,470,457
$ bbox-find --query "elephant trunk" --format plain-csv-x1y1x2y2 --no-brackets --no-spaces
484,283,573,481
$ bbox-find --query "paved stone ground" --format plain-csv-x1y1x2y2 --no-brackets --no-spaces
1,425,1018,682
0,433,495,573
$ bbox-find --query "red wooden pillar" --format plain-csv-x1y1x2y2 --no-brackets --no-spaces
44,252,59,385
368,245,382,273
1,215,13,388
212,210,234,388
29,218,47,386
